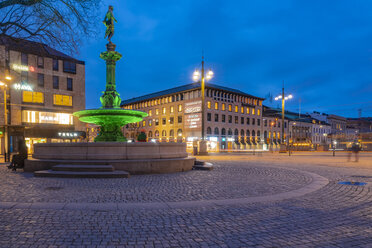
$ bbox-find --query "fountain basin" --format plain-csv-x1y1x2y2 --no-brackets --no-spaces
73,108,147,142
25,142,195,174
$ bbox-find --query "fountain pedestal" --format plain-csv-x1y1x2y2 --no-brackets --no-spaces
73,42,147,142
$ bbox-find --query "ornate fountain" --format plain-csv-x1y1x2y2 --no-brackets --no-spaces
73,6,147,142
25,6,194,176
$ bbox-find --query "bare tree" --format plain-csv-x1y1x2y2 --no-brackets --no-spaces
0,0,102,54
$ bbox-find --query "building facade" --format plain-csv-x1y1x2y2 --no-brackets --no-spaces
121,83,264,152
0,35,86,154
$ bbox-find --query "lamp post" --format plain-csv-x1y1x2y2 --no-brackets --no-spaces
0,78,10,162
193,56,213,155
275,85,292,152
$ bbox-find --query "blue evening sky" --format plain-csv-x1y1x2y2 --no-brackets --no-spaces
79,0,372,117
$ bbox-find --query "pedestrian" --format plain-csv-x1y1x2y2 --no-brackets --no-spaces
347,142,361,162
7,139,28,171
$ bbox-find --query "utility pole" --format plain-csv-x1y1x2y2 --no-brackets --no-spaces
201,54,205,142
281,81,285,144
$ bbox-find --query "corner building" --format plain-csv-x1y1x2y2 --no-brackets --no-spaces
0,35,85,154
121,83,263,152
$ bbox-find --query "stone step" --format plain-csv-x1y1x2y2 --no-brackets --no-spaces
34,170,130,178
52,164,114,172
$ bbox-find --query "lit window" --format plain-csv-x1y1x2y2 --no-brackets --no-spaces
257,109,260,116
155,109,159,115
53,94,72,106
162,107,166,114
207,101,211,109
246,107,250,114
22,110,73,125
228,104,232,112
222,103,226,111
149,120,152,126
22,91,44,104
142,120,146,126
252,108,255,115
235,106,238,113
241,106,244,113
148,110,152,116
215,102,218,110
170,106,174,113
178,104,182,112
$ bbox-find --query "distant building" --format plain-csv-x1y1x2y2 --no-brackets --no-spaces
121,82,264,152
264,107,331,150
0,35,86,154
347,117,372,133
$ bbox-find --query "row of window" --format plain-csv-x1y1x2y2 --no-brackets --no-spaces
124,89,262,111
21,53,76,73
35,74,73,90
147,105,183,116
205,128,282,140
207,113,261,126
22,91,73,106
128,116,183,128
207,102,261,115
146,129,183,138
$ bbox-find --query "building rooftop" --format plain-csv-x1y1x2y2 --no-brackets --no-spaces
263,106,329,125
0,35,84,64
121,82,264,106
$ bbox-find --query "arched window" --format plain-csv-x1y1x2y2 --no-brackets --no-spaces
170,129,174,137
214,127,219,135
148,131,152,138
228,128,233,136
177,129,182,137
221,128,226,135
257,131,260,137
241,129,245,136
155,130,159,137
207,127,212,135
252,130,255,137
162,130,167,137
234,129,239,136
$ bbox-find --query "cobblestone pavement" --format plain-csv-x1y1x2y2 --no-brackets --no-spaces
0,152,371,247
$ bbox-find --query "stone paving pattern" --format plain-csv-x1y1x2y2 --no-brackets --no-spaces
0,165,312,203
0,152,371,247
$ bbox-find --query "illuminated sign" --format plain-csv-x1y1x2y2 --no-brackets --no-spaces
185,113,201,129
14,83,33,91
58,132,79,138
12,64,35,72
185,101,201,113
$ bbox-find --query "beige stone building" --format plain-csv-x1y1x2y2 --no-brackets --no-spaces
121,83,264,152
0,35,85,155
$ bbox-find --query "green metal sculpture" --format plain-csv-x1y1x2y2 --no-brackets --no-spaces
73,5,147,142
103,5,117,42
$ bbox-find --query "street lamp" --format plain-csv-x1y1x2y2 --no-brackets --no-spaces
192,56,214,155
275,85,293,151
0,77,10,162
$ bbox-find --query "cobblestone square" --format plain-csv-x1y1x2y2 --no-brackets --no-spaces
0,152,371,247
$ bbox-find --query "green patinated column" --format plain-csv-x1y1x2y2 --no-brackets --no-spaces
99,42,122,109
94,42,126,142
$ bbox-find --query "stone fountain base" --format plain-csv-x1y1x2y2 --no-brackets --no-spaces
25,142,195,175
